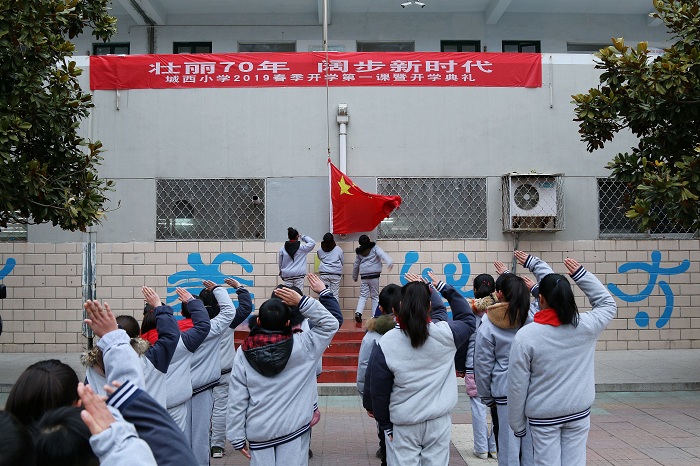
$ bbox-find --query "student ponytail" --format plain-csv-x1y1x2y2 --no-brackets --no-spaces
500,275,531,328
539,273,579,326
399,281,431,348
473,273,495,299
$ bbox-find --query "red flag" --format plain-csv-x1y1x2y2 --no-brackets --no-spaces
329,162,402,234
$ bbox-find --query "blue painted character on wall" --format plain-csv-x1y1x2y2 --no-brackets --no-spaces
607,250,690,329
167,252,254,317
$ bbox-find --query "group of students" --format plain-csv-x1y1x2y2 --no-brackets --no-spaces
0,242,616,466
356,250,617,466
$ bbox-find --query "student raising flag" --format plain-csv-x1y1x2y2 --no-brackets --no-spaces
329,161,402,234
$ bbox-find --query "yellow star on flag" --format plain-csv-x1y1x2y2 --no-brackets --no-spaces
338,176,353,195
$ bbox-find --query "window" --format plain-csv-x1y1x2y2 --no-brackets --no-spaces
238,42,296,52
0,219,27,241
598,179,695,237
502,41,541,53
441,41,481,52
377,178,487,239
173,42,212,54
357,42,415,52
156,179,265,240
93,43,130,55
567,43,611,54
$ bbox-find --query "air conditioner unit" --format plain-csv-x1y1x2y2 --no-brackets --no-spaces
502,174,564,232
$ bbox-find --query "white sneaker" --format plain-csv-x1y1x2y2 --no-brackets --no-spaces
489,451,498,460
473,450,488,459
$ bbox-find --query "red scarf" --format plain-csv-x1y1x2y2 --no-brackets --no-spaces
534,308,561,327
178,318,194,332
141,328,159,345
241,332,291,351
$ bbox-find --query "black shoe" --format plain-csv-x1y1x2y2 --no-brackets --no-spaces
355,312,362,323
308,448,313,458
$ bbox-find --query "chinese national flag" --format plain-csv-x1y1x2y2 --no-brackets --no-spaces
329,161,402,234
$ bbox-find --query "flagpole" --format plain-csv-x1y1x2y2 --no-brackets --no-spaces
323,0,332,233
328,159,333,233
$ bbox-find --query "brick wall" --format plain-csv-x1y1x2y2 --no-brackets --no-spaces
1,239,698,352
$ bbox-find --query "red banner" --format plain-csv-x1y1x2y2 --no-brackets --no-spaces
90,52,541,90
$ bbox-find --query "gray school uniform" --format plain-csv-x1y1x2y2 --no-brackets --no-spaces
508,266,617,466
353,245,393,315
279,234,316,286
89,418,157,466
317,245,344,297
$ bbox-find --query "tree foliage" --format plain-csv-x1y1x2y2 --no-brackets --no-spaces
0,0,116,231
572,0,700,232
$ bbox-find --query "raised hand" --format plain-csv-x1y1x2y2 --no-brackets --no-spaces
307,273,326,294
202,280,217,291
564,257,581,275
78,382,116,435
274,286,302,307
175,287,194,303
83,300,118,338
426,270,440,287
523,276,536,290
405,272,426,284
142,286,161,309
494,261,509,275
514,250,529,266
224,277,241,289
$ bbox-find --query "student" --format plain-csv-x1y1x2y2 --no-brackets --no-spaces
317,232,344,298
368,272,476,466
210,278,253,459
165,288,211,435
474,274,534,466
227,286,340,466
356,283,400,466
279,227,316,289
5,359,80,426
187,280,237,466
457,273,499,460
352,235,394,323
83,286,179,408
0,411,34,466
508,258,617,466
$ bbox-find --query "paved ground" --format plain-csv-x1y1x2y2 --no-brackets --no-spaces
2,349,700,465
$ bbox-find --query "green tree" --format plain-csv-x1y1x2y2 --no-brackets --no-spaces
0,0,116,232
572,0,700,232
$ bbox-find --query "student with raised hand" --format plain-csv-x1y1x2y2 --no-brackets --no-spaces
368,271,475,466
210,277,253,459
475,274,534,466
508,258,617,466
227,285,339,466
279,227,316,289
82,299,145,391
165,287,211,435
317,232,344,298
187,279,237,466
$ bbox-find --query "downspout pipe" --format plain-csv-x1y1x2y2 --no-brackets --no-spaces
337,104,348,172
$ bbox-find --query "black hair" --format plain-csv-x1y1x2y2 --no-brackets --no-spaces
33,407,98,466
287,227,299,240
500,275,531,328
399,281,431,348
115,315,139,338
5,360,80,426
473,273,496,299
539,273,579,326
495,272,511,293
140,309,157,335
0,411,35,466
271,285,303,327
378,284,402,315
180,299,192,319
199,288,220,319
258,298,291,332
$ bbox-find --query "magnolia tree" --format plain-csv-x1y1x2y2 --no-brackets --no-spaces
572,0,700,232
0,0,116,232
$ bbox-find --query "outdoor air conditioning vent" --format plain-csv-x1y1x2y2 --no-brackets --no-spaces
502,173,565,232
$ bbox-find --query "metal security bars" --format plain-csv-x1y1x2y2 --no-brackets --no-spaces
156,179,265,240
502,174,565,232
0,219,27,241
598,178,695,237
377,177,487,239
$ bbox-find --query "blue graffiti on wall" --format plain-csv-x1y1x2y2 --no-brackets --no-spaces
167,252,255,316
400,251,474,299
607,250,690,329
0,258,16,279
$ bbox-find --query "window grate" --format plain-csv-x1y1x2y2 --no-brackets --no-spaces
598,178,695,237
156,179,265,240
0,219,27,241
377,177,487,239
